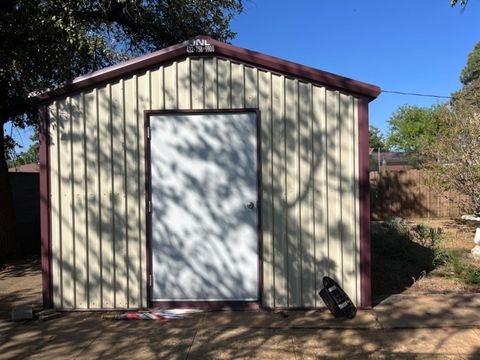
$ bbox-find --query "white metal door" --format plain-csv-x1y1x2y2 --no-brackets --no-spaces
149,112,258,301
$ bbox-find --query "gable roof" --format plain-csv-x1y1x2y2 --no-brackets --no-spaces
38,35,381,103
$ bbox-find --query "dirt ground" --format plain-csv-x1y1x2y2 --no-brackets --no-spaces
419,219,478,250
372,218,480,302
408,218,480,294
0,256,42,320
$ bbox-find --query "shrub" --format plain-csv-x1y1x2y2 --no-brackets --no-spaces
461,266,480,285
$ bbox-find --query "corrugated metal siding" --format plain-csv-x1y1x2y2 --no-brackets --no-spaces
48,56,360,309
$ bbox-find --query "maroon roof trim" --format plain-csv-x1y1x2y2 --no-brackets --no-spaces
38,36,380,102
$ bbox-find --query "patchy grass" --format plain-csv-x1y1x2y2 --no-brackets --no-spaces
434,247,480,285
372,218,480,303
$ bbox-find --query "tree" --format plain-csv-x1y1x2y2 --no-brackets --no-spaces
386,105,443,164
369,126,389,152
452,41,480,107
423,41,480,215
423,92,480,215
460,42,480,86
0,0,243,258
7,132,39,167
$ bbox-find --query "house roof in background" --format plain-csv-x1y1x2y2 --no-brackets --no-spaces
8,163,40,173
37,35,381,103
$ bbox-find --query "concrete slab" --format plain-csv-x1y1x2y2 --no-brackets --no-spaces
201,311,288,328
4,258,480,359
0,322,54,359
283,310,380,329
292,327,480,359
0,313,103,359
1,310,480,359
375,294,480,328
78,321,196,359
292,329,384,359
189,328,296,359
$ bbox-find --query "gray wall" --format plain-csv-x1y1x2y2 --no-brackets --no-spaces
47,56,360,309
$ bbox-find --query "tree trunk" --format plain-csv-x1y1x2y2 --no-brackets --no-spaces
0,122,17,262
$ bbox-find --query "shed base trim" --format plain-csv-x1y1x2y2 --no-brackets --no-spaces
150,301,260,310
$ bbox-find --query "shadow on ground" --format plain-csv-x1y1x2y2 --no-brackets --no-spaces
371,221,435,305
2,253,480,358
0,256,41,279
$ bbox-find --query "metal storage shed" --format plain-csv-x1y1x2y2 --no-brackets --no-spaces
38,36,380,310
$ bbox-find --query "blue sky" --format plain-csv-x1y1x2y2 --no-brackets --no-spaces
7,1,480,153
230,0,480,135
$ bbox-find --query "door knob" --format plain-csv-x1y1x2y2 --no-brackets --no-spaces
245,202,255,209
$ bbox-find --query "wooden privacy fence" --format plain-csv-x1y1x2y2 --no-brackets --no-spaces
370,169,463,220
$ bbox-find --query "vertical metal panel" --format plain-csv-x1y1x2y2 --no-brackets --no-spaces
271,74,287,307
58,99,74,308
150,67,163,109
231,63,244,108
312,85,328,307
217,59,231,108
204,58,217,109
98,85,114,308
258,70,274,308
163,63,177,109
124,75,141,307
191,58,204,109
177,59,191,109
137,72,149,307
298,82,315,307
326,90,343,285
340,94,357,301
285,78,301,307
48,55,361,308
84,89,101,308
71,94,88,308
111,80,128,308
244,66,257,108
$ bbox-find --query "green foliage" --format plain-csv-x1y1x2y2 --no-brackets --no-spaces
372,219,436,273
0,0,243,128
452,41,480,107
434,248,480,285
6,130,39,167
369,125,389,151
411,223,445,248
386,104,443,164
460,265,480,285
0,0,244,246
422,42,480,215
450,0,469,7
460,42,480,86
375,219,480,287
423,93,480,215
3,133,16,161
7,143,39,167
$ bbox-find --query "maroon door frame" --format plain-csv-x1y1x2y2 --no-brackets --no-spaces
144,109,263,310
